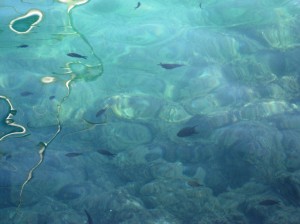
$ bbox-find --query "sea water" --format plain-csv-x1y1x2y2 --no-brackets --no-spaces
0,0,300,223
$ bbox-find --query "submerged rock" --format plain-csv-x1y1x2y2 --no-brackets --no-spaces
0,169,13,208
274,171,300,207
208,121,285,191
281,130,300,171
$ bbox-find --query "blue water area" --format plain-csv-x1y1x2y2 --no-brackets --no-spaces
1,0,300,223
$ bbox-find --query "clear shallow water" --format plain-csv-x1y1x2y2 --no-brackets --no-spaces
1,0,300,223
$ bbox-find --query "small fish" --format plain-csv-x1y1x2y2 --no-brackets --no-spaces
177,126,197,137
0,152,12,160
84,209,94,224
65,152,83,157
20,91,33,96
159,63,185,70
187,180,203,187
67,52,87,59
5,154,12,160
95,107,107,117
259,199,280,206
135,2,141,9
49,95,55,100
97,149,117,157
17,44,29,48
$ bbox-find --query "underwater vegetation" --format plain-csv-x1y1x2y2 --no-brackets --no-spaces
1,0,300,223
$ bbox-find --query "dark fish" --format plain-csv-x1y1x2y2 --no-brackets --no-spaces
49,95,55,100
135,2,141,9
5,154,12,160
177,126,197,137
17,44,29,48
159,63,185,70
187,180,203,187
0,152,12,160
84,209,94,224
65,152,83,157
95,107,107,117
20,91,33,96
259,199,280,206
97,149,117,157
67,52,87,59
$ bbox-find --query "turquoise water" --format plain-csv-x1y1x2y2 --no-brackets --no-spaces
1,0,300,223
